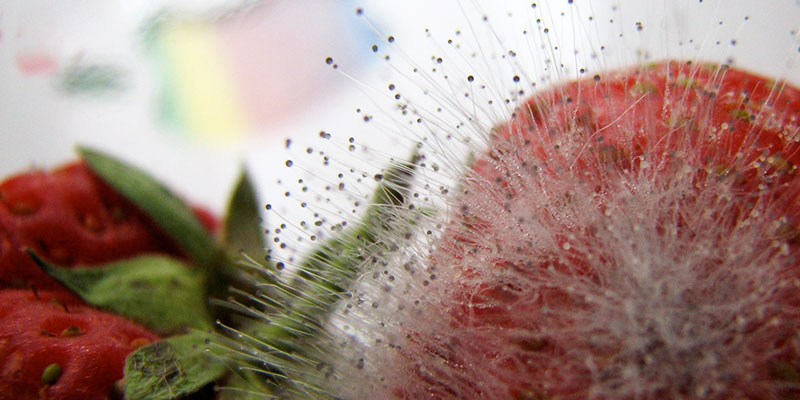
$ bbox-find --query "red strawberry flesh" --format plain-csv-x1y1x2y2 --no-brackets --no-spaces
0,162,203,291
0,289,159,400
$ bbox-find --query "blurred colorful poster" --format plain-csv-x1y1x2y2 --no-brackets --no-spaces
143,0,377,144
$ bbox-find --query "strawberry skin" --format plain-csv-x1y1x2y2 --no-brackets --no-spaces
0,162,196,291
0,289,158,400
378,61,800,399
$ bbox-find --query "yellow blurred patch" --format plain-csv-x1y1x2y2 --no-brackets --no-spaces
160,22,248,142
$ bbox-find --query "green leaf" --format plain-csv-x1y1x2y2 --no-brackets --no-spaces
256,151,419,343
125,331,227,400
213,152,421,398
206,168,277,324
31,252,213,334
223,168,266,258
78,146,220,267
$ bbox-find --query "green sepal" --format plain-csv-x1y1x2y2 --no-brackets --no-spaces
124,331,227,400
218,151,420,399
31,251,213,334
211,168,278,323
223,168,267,259
255,151,419,344
78,146,220,267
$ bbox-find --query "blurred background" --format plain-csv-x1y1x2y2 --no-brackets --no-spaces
1,0,798,214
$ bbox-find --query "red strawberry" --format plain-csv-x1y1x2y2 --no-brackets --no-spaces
192,206,221,235
0,161,213,292
0,288,159,400
0,159,222,399
376,61,800,399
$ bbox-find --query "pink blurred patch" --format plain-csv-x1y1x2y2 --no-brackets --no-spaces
216,2,364,129
16,53,58,76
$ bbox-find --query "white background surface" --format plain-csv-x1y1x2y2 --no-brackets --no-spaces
1,0,798,216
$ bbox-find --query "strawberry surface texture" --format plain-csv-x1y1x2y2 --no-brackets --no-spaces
345,61,800,399
0,289,158,400
0,162,189,292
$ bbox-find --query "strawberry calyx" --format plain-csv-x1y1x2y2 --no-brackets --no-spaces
212,151,421,397
0,147,270,399
31,251,214,335
77,147,221,269
66,148,271,399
